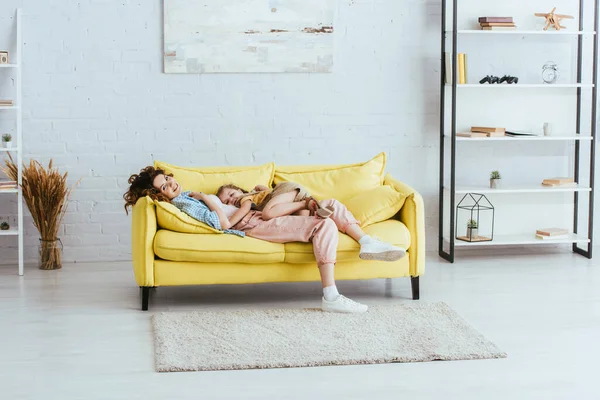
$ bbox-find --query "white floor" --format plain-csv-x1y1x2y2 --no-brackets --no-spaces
0,249,598,400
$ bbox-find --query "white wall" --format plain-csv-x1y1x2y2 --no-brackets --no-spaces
0,0,441,264
0,0,596,266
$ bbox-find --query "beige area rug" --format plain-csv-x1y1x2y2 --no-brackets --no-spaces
152,302,506,372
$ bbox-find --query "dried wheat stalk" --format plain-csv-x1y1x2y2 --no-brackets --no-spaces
2,154,80,270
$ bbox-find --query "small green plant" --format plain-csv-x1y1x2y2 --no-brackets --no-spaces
467,219,478,229
0,222,9,230
490,170,501,180
2,134,11,142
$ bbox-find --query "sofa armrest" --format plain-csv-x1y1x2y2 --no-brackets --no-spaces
131,196,157,287
384,173,425,277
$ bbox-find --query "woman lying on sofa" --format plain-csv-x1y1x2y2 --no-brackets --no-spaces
124,166,406,314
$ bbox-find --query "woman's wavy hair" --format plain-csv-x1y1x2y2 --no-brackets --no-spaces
123,166,173,214
216,184,249,197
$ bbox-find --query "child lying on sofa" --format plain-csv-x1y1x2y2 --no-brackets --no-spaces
124,166,406,314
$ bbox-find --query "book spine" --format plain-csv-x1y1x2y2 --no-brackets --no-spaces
478,17,514,23
458,53,465,84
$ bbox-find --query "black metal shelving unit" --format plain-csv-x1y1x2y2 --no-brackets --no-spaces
439,0,598,262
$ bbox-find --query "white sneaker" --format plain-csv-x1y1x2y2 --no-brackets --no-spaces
321,295,368,313
359,236,406,262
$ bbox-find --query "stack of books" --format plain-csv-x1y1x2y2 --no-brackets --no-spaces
542,177,576,187
0,180,17,190
536,228,569,240
457,126,505,138
0,100,13,106
479,17,517,31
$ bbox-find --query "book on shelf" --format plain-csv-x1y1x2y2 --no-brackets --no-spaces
505,131,541,137
0,100,13,105
536,228,569,237
458,53,467,84
457,132,488,138
478,17,514,23
542,177,574,185
535,234,569,240
542,182,577,187
482,26,518,31
471,126,505,133
444,52,452,84
480,22,516,27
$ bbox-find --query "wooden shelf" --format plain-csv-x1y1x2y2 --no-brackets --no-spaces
447,233,589,247
447,184,591,194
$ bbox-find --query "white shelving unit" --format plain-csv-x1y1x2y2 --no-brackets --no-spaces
0,9,23,275
439,2,598,262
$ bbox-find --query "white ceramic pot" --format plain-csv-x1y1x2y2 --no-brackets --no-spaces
467,227,478,240
2,141,11,148
490,178,501,189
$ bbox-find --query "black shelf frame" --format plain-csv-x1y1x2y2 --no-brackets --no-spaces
438,0,598,262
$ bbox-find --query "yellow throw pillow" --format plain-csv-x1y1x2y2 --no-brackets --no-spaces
155,201,221,234
344,185,407,226
154,161,275,194
274,153,386,201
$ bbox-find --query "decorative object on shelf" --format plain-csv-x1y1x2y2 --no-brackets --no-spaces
2,133,12,148
458,53,468,83
542,61,559,84
466,219,478,240
534,8,574,31
479,75,518,84
1,155,81,270
0,51,7,64
505,130,540,137
0,100,13,106
542,177,576,187
456,193,495,243
472,126,505,137
0,222,9,230
490,170,501,188
0,180,17,190
478,16,516,31
543,122,553,136
535,227,568,240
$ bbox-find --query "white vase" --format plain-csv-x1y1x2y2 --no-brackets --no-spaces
490,179,501,189
2,141,11,148
467,227,478,240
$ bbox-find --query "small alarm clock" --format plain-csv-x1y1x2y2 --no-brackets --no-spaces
542,61,559,84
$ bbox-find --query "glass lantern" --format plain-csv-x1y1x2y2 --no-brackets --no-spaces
456,193,494,242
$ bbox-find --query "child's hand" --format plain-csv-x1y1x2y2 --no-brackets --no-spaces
189,192,206,201
254,184,269,192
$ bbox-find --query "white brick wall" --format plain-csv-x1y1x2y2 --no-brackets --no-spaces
4,0,593,266
0,0,441,265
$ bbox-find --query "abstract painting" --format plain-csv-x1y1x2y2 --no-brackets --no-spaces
164,0,335,73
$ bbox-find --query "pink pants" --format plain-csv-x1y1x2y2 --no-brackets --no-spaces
233,199,359,267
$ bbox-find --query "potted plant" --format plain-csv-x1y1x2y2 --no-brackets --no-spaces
2,134,11,148
490,170,501,189
0,221,9,231
467,219,478,240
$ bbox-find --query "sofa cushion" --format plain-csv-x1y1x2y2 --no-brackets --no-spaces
344,185,407,227
273,153,386,201
154,230,285,264
154,161,275,194
155,201,220,234
284,219,411,264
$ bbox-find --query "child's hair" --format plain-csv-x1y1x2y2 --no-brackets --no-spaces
123,166,173,214
216,184,249,197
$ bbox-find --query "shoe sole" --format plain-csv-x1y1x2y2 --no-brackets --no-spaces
321,306,368,313
359,249,406,262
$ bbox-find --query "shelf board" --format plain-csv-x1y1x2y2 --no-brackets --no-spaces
0,188,18,194
0,64,18,68
0,147,19,152
451,30,596,35
0,229,19,236
0,105,18,109
447,233,589,247
454,84,594,88
446,134,592,142
446,184,591,194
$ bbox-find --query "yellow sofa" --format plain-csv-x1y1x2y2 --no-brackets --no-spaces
131,153,425,310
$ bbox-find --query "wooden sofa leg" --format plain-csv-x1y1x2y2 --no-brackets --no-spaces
411,277,420,300
141,287,150,311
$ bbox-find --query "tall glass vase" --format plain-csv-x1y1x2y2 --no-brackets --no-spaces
39,238,63,270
